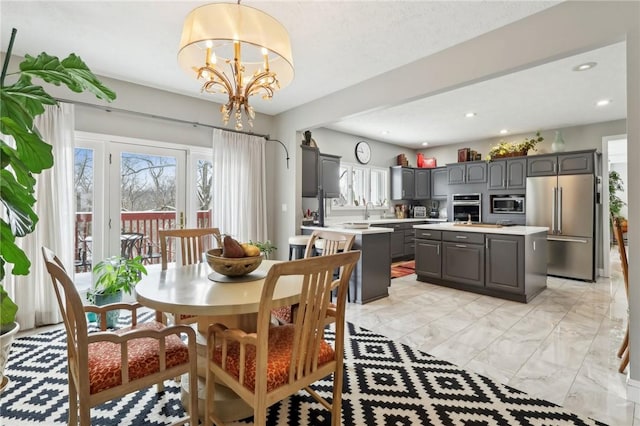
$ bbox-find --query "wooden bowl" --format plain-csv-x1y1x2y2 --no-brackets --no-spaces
205,248,263,277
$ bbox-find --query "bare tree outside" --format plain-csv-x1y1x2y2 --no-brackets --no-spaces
74,148,93,212
120,153,176,211
197,159,213,210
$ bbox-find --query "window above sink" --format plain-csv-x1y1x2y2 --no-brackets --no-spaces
334,162,389,209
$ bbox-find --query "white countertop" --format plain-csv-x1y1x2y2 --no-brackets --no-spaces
414,223,549,236
366,218,447,224
301,225,394,235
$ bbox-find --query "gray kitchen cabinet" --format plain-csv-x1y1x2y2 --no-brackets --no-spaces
487,158,526,190
558,152,594,175
415,237,441,279
527,150,594,177
485,234,524,293
301,147,341,198
319,153,341,198
414,168,431,199
301,145,319,197
390,166,415,200
447,161,487,184
415,227,547,303
442,241,485,287
390,230,405,258
430,167,448,199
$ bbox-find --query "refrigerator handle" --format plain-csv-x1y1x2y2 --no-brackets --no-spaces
558,187,563,234
551,187,557,234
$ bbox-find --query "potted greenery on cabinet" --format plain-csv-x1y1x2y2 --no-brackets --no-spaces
0,28,115,390
88,256,147,329
609,170,627,233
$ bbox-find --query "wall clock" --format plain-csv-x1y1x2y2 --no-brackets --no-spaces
355,141,371,164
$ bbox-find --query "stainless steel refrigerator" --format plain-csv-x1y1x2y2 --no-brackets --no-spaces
526,174,595,281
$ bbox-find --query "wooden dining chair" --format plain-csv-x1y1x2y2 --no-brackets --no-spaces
612,217,630,373
271,230,356,324
159,227,222,324
159,227,222,270
41,247,199,426
205,250,360,426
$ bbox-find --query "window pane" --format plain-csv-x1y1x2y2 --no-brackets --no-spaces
197,159,213,228
74,148,93,275
339,165,349,206
371,169,389,207
352,167,366,206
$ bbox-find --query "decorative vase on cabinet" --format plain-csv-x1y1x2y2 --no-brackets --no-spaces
552,130,566,153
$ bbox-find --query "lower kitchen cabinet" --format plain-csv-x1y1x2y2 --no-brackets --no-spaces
390,231,404,258
415,239,441,279
415,228,547,303
442,241,484,287
485,234,524,293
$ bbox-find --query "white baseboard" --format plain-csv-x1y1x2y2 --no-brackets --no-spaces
598,267,606,278
627,377,640,404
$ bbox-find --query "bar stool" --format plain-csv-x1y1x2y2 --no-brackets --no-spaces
288,235,311,260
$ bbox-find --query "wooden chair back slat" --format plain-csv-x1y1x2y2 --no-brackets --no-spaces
159,227,221,270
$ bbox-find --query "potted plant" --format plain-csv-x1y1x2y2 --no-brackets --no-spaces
0,28,115,389
249,240,278,260
88,256,147,328
609,170,627,232
486,131,544,160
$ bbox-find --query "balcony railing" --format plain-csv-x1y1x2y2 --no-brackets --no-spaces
75,211,212,272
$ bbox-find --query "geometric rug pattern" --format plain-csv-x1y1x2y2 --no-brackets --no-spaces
0,315,607,425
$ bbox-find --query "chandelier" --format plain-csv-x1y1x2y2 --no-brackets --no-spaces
178,2,294,130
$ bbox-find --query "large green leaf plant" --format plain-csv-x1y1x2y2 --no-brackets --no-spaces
0,29,116,326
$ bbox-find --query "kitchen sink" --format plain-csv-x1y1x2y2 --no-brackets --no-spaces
452,222,515,228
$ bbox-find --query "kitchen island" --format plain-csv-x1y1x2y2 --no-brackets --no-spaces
301,224,393,304
413,223,549,302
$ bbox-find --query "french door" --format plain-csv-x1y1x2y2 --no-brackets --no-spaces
108,142,187,263
74,133,214,281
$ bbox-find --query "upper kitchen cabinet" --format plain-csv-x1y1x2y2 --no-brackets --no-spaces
301,145,319,197
390,166,415,200
319,153,341,198
430,167,448,199
447,161,487,184
414,168,431,200
301,145,341,198
527,150,594,177
487,158,526,190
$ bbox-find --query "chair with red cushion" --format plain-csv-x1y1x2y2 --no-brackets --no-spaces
41,246,198,426
205,250,360,426
612,217,630,373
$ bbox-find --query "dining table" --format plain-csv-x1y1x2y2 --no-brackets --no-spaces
135,259,304,422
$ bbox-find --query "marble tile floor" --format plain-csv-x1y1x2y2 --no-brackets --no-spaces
345,254,634,425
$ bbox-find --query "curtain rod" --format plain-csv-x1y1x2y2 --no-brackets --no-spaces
55,97,290,168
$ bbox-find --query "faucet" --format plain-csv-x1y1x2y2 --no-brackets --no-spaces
364,202,374,220
467,214,472,225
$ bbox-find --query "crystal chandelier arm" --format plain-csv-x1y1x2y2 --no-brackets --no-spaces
244,71,278,100
199,66,234,95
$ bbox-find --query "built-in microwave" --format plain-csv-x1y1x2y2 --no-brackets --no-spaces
491,195,525,214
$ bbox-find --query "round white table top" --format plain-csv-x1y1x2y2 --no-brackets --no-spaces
135,260,302,316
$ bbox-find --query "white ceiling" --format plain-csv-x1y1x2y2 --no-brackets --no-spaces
0,1,626,148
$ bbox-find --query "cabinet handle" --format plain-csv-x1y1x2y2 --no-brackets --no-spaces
455,235,468,239
504,179,507,188
456,244,467,248
437,245,440,256
533,240,536,251
486,239,489,250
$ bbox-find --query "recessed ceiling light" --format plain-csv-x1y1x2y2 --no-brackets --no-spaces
573,62,597,72
465,112,476,118
422,142,429,147
596,99,611,107
381,130,389,135
499,129,508,135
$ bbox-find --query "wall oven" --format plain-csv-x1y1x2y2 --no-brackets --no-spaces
452,193,482,223
491,195,525,214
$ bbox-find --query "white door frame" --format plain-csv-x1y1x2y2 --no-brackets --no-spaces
601,133,627,278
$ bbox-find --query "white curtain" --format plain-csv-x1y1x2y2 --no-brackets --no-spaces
8,103,75,329
212,129,268,244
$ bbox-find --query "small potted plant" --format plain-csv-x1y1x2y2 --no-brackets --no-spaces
88,255,147,328
486,131,544,160
249,240,278,260
609,170,627,232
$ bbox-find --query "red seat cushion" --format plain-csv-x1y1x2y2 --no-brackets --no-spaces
212,324,335,392
271,306,293,324
88,321,189,394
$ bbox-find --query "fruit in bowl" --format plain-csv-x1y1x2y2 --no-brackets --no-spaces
206,236,263,277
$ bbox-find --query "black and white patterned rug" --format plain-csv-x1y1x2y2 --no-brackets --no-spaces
1,314,606,425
